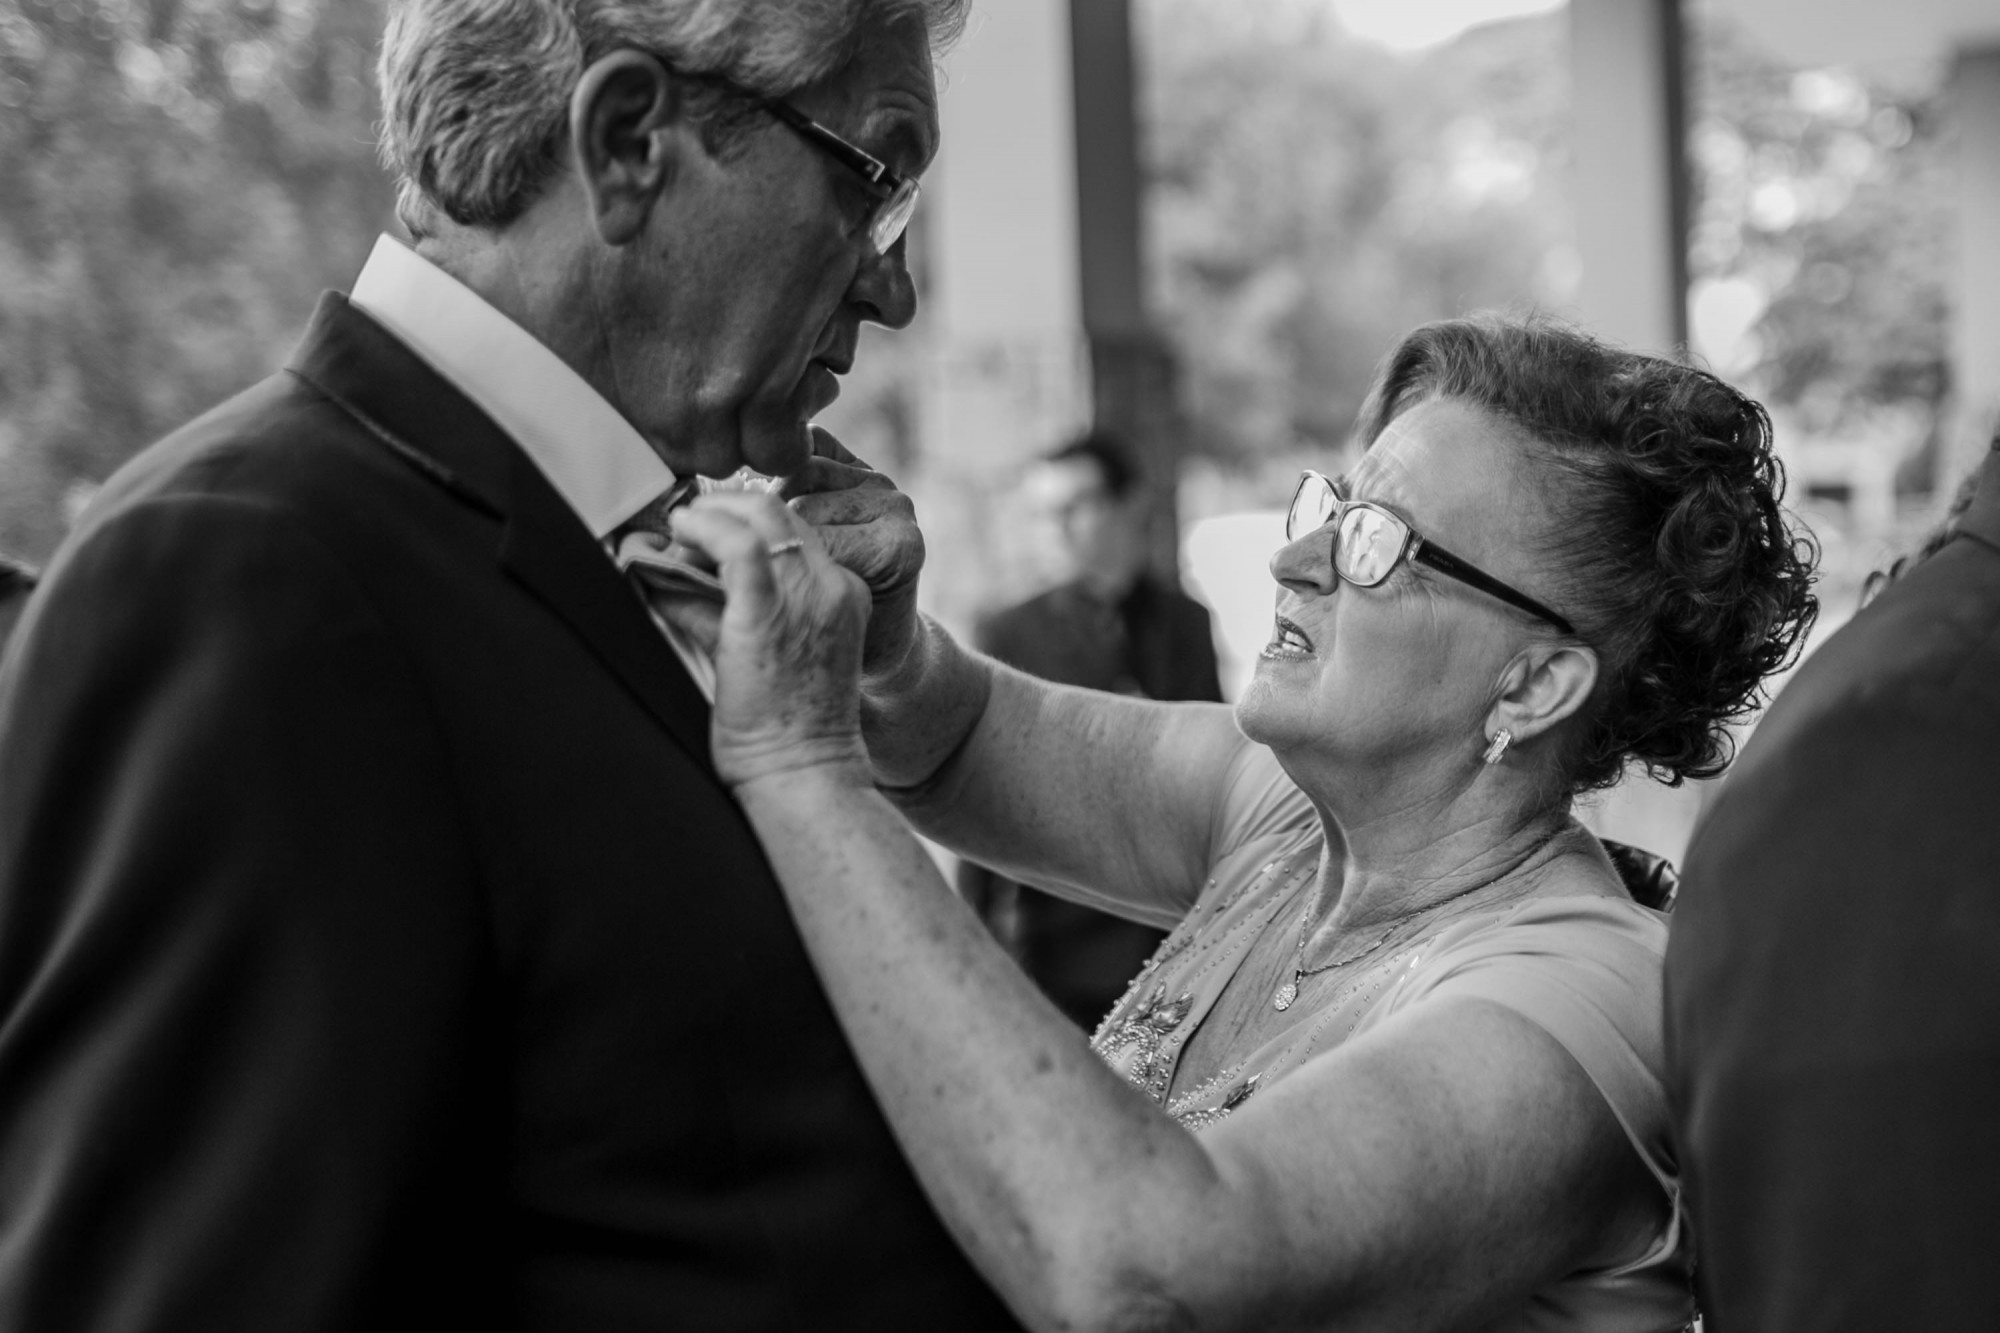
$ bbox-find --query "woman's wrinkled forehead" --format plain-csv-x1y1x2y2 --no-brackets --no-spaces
1347,398,1549,555
1347,411,1427,503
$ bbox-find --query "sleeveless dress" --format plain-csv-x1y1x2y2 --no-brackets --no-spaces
1090,745,1695,1332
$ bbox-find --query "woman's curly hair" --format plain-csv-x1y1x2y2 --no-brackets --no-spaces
1356,314,1820,792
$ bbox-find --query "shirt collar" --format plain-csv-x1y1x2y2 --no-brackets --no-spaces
348,234,675,538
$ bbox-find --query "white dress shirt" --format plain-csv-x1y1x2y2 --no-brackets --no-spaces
349,234,716,701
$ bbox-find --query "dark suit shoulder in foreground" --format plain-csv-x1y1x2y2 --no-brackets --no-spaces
1667,446,2000,1333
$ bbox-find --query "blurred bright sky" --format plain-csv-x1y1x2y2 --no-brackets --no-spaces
1329,0,1568,51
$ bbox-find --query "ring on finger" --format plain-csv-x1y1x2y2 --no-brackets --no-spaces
766,538,806,558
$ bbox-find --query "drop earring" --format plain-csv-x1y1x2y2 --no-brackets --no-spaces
1482,729,1511,765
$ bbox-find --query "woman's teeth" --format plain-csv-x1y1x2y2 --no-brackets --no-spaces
1262,617,1314,658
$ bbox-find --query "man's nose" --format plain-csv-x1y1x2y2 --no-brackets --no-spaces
847,235,918,330
1270,529,1338,597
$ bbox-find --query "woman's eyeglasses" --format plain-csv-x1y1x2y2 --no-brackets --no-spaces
1285,470,1576,636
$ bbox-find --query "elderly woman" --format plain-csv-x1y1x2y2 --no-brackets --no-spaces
670,316,1817,1332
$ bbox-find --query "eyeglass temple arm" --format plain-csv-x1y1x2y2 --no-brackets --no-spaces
760,98,899,193
1411,539,1576,635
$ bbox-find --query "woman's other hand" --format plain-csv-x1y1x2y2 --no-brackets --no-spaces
668,492,872,788
780,427,926,677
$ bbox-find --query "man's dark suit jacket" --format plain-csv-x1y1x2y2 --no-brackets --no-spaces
0,295,1018,1331
1666,443,2000,1332
963,579,1222,1029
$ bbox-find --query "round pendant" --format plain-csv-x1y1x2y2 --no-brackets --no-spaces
1272,980,1298,1012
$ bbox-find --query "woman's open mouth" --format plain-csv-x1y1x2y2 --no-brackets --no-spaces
1261,615,1314,660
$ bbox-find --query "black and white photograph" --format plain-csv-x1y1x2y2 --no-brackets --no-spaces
0,0,1995,1328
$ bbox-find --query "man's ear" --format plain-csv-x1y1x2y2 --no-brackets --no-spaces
569,50,690,247
1486,641,1599,750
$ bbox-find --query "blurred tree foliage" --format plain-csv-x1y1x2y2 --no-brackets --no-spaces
1684,3,1951,460
1137,0,1952,475
1138,0,1579,465
0,0,1959,563
0,0,391,562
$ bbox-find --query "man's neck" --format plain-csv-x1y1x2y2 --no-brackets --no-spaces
414,211,606,406
418,235,544,344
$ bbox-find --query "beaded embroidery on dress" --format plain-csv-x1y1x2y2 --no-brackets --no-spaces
1089,841,1442,1133
1087,746,1693,1330
1091,838,1321,1128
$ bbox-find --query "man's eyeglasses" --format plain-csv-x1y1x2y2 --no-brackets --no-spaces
661,64,921,255
755,97,920,256
1285,470,1576,636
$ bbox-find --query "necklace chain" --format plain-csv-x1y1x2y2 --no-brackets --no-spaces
1271,823,1568,1012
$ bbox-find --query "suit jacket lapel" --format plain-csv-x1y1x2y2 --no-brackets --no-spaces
287,292,716,772
496,444,716,769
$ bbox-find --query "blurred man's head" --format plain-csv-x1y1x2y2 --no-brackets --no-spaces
375,0,967,480
1024,433,1150,599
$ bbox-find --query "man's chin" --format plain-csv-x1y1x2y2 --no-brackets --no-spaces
750,374,845,476
731,415,818,481
801,361,841,416
688,378,839,480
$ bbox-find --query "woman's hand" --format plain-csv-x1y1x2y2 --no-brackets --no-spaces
781,427,927,678
668,492,873,789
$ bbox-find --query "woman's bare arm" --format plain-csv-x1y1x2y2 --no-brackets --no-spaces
787,434,1248,922
861,613,1248,925
738,762,1659,1333
672,494,1661,1333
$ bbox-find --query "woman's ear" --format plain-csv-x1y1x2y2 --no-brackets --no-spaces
1486,641,1599,750
569,50,689,246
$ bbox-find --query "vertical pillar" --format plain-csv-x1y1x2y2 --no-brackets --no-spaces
1570,0,1689,355
1951,46,2000,480
1068,0,1146,348
1068,0,1183,575
1570,0,1705,865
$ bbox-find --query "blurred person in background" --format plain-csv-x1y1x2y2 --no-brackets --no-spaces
0,2,1024,1330
0,556,36,652
666,315,1817,1332
1669,433,2000,1332
959,431,1223,1028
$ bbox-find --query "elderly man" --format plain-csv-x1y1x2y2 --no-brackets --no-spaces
0,2,1017,1330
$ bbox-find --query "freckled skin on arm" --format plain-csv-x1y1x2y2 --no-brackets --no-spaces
860,616,1248,926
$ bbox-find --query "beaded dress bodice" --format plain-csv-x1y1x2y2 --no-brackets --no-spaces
1085,749,1695,1332
1090,827,1447,1130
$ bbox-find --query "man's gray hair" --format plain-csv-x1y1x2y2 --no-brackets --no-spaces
377,0,970,239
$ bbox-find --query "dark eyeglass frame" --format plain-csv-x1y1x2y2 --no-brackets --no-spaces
749,94,920,256
656,63,922,254
1287,469,1576,636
